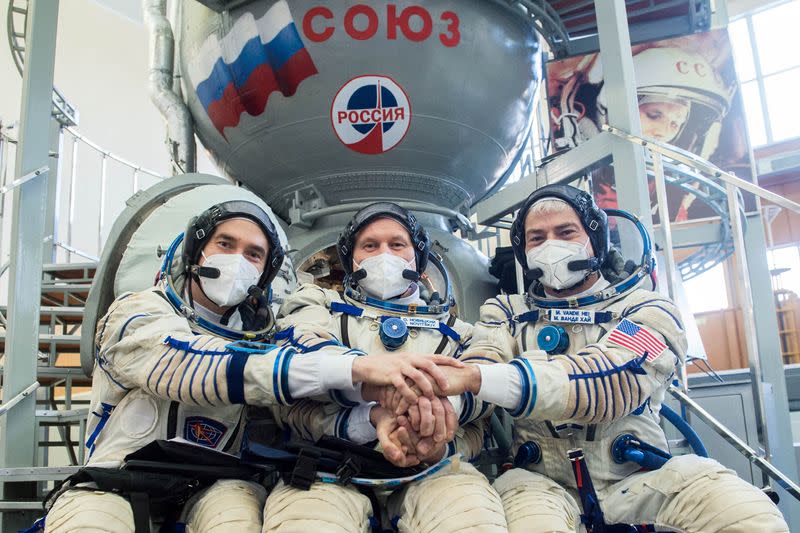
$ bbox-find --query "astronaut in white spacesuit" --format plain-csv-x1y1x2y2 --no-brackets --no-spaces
43,201,458,533
416,184,788,533
263,202,508,532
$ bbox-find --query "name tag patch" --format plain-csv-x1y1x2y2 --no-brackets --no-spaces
548,309,595,324
401,317,439,329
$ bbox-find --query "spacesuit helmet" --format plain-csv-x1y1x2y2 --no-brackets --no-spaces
154,201,286,340
633,47,730,150
182,200,285,292
337,202,430,278
337,202,454,313
511,183,608,278
511,185,655,308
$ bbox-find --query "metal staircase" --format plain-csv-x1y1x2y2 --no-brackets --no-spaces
0,262,95,513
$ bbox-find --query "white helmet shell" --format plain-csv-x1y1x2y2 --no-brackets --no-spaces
632,47,731,118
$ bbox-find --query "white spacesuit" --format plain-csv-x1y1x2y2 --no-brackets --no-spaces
44,201,445,533
459,185,787,533
263,202,508,533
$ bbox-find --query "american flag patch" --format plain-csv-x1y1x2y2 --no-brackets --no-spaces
608,319,667,362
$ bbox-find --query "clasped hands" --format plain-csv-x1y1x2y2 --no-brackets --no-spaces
351,352,482,468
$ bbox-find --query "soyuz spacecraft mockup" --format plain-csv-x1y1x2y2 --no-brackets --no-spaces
80,0,542,373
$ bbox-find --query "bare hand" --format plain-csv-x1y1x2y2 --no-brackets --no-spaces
392,365,482,415
406,396,456,443
438,364,482,396
371,406,420,468
376,384,456,443
352,353,464,405
396,416,448,464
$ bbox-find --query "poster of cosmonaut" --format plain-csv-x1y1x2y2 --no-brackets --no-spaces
546,29,754,223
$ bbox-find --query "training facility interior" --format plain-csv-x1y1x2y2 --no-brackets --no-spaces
1,0,800,530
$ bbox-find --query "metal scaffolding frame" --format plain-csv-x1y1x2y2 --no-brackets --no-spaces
0,2,59,530
473,1,800,524
2,0,800,530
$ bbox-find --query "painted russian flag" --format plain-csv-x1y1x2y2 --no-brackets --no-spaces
188,1,318,136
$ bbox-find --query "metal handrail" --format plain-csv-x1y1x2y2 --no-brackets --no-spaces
0,381,39,418
0,164,47,197
65,127,162,180
601,124,800,497
603,125,800,215
53,241,99,262
670,386,800,501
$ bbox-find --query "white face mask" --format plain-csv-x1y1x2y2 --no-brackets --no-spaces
199,252,262,307
526,238,591,291
354,252,414,300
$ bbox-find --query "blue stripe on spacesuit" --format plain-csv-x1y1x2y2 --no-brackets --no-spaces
522,357,538,417
562,352,650,419
272,351,284,405
276,327,344,354
453,342,468,359
446,440,457,458
459,392,475,425
566,352,648,381
304,340,343,352
508,361,528,418
163,350,181,398
96,356,132,391
161,336,230,355
85,402,115,457
485,297,514,333
330,302,364,317
329,389,359,407
226,349,250,404
200,352,214,405
622,366,636,415
437,322,461,342
213,355,225,403
508,358,537,418
460,356,497,364
335,408,351,439
117,313,148,341
623,300,683,330
567,359,581,419
631,398,650,416
513,310,539,324
178,351,197,403
150,346,175,394
280,347,295,404
488,297,513,317
189,337,219,404
274,326,312,352
595,354,614,419
476,400,490,420
178,337,205,402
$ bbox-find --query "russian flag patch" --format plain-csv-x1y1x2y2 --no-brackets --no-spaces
608,319,667,362
188,1,318,137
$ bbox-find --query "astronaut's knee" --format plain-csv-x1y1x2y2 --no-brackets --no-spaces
493,468,581,533
45,489,135,533
183,479,267,533
392,462,507,533
653,456,788,533
263,480,372,533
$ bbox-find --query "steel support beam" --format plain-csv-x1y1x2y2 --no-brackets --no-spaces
595,0,653,238
744,212,799,527
665,219,725,249
0,2,60,531
42,120,62,262
475,132,615,225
